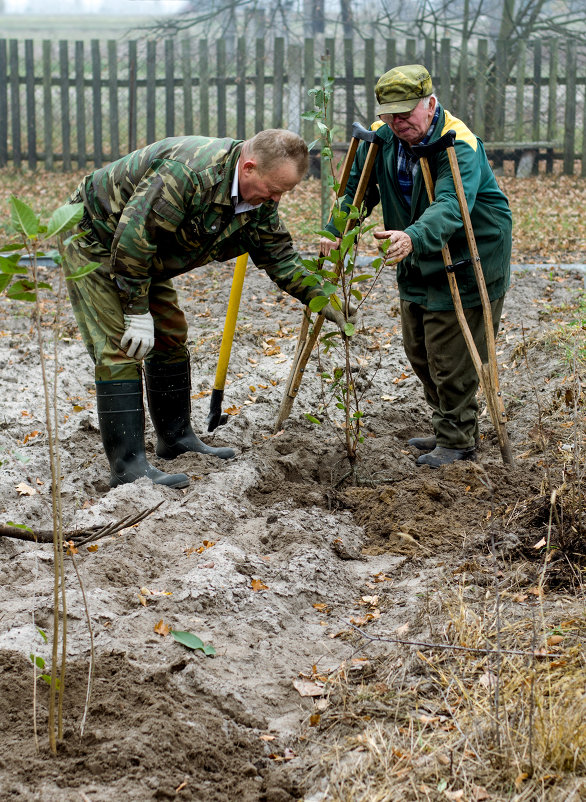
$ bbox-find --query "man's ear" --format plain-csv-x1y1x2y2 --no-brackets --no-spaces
240,157,257,176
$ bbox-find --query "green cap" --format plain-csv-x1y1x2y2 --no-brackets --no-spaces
375,64,433,114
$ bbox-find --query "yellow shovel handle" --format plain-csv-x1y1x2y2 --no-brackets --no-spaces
213,252,248,391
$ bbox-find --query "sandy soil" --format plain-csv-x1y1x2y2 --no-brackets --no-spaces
0,255,584,801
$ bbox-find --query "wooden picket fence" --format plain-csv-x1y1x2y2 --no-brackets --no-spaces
0,35,585,175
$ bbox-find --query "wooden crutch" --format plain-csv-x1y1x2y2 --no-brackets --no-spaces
412,130,514,465
273,123,381,433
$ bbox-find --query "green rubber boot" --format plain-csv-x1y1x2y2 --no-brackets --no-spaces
408,435,437,451
96,380,190,489
144,360,235,461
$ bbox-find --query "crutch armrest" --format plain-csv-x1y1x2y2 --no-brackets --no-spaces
412,129,456,158
351,122,382,144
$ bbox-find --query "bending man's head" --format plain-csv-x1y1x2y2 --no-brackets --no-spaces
239,129,309,205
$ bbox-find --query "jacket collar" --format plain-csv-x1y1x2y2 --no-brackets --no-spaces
374,103,446,149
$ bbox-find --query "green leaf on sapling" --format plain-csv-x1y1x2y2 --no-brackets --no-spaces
309,295,331,313
30,654,45,669
65,261,101,281
9,196,39,239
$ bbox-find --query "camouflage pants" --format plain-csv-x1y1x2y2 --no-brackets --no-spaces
400,296,505,449
61,231,189,382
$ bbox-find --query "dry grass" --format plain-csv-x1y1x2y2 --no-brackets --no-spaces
303,584,586,801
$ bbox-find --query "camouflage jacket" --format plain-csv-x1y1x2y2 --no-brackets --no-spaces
73,136,320,314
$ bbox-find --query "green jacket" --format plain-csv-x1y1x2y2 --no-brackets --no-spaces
326,105,512,310
72,136,320,315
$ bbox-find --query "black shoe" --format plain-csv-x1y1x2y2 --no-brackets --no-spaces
144,360,235,461
416,446,476,468
408,435,437,451
96,380,190,488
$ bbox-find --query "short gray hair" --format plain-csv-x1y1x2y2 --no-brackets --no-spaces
422,93,437,109
243,129,309,176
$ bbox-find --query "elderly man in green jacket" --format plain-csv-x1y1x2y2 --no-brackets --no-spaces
63,129,352,489
321,65,512,467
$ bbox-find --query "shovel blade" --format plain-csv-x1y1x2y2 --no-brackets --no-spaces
206,388,228,432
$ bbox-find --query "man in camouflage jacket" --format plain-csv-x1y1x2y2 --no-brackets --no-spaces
62,129,351,489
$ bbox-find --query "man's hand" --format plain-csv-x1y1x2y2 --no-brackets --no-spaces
120,312,155,360
319,235,341,257
322,300,358,334
373,229,413,263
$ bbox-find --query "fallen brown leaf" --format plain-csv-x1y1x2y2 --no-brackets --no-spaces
292,679,325,697
154,619,170,636
15,482,36,496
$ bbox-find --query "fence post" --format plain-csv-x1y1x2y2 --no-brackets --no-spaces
199,39,209,138
273,36,284,129
9,40,21,169
287,43,302,135
74,41,86,170
321,45,334,227
255,37,265,134
514,40,526,141
439,38,451,108
343,37,354,140
42,40,53,171
325,37,335,133
181,38,193,136
365,38,375,123
405,38,416,63
0,40,7,167
532,39,541,143
165,38,175,139
493,39,507,142
25,39,36,170
236,36,246,139
146,40,156,145
474,38,488,140
128,40,137,152
385,38,396,73
108,40,120,160
303,37,315,143
547,39,558,146
91,40,102,167
217,38,227,138
563,40,576,176
456,39,468,122
59,40,71,171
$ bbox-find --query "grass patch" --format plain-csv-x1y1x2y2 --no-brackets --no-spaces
303,586,586,801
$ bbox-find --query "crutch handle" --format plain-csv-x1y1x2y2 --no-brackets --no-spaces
412,129,456,158
351,122,382,144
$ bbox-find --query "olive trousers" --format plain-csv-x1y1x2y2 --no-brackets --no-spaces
400,296,505,449
61,232,189,381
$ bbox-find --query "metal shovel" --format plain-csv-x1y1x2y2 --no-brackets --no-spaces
206,252,248,432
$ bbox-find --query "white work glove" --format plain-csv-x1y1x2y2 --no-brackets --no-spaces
322,300,358,334
120,312,155,360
